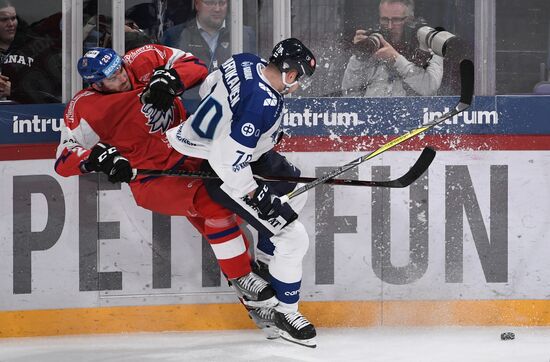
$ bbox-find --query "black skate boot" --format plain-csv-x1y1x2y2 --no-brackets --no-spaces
251,259,271,281
274,310,317,348
248,307,280,339
228,272,278,308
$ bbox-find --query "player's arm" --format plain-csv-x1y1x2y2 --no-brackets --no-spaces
208,112,297,225
208,127,258,199
164,46,208,90
54,104,133,183
54,121,93,177
131,44,208,111
129,44,208,90
54,98,99,177
55,126,133,183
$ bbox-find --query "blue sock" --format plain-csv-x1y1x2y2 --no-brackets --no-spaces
270,276,301,304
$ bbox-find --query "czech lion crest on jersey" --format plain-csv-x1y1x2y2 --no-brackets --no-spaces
140,102,174,134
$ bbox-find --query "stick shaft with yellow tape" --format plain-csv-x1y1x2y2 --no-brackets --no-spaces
279,59,474,204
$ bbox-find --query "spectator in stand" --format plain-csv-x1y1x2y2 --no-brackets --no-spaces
0,0,15,100
0,1,62,103
161,0,256,73
341,0,443,97
83,14,155,53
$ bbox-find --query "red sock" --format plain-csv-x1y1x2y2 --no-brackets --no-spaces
205,218,251,279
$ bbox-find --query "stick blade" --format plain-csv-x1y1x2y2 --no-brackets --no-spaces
459,59,474,106
382,146,436,188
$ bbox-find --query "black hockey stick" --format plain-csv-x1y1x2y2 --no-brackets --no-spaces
134,146,435,188
255,146,435,187
279,59,474,203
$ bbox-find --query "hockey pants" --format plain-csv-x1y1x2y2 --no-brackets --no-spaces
130,174,251,279
203,150,309,306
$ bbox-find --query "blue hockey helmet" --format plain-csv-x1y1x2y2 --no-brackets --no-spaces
77,47,123,84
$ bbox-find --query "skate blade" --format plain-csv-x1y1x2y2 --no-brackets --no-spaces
248,312,280,339
278,330,317,348
253,320,280,339
243,296,279,308
262,327,281,340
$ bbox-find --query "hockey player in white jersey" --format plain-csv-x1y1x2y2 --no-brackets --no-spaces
166,38,317,347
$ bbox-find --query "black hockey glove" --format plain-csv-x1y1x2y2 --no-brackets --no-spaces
248,182,298,226
84,142,134,183
140,67,184,112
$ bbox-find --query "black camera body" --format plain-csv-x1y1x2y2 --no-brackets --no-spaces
353,30,385,59
352,18,458,59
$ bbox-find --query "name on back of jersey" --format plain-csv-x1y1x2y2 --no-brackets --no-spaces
241,61,254,80
221,58,240,108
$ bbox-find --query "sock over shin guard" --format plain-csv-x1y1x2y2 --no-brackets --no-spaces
205,217,251,279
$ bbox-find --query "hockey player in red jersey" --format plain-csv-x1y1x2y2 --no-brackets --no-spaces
54,45,277,312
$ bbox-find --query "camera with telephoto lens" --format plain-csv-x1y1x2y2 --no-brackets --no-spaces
405,18,459,57
415,25,457,57
352,19,459,59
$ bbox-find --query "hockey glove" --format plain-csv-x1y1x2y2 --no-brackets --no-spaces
84,142,134,183
248,182,298,226
140,67,184,112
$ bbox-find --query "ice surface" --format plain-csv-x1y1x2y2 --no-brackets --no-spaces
0,327,549,362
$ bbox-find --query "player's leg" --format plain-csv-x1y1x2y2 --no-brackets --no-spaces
249,151,316,344
193,184,277,307
203,167,317,347
129,177,276,307
250,150,308,267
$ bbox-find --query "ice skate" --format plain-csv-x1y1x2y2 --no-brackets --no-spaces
251,259,271,281
274,310,317,348
248,307,280,339
229,272,278,308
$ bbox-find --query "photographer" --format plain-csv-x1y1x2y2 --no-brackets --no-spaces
341,0,443,97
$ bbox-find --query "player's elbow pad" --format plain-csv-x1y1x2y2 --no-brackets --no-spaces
54,149,86,177
54,159,74,177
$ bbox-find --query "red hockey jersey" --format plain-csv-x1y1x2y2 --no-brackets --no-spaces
54,44,208,177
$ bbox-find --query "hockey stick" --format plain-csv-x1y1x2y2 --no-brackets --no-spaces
134,146,435,188
279,58,474,203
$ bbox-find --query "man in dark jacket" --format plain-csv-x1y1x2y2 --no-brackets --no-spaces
0,1,62,103
162,0,255,73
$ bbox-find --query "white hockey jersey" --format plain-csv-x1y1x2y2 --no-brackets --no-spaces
166,53,285,198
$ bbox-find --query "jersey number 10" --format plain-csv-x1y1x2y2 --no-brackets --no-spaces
191,96,223,139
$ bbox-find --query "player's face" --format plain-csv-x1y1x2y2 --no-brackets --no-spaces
93,65,131,93
379,2,410,43
196,0,228,30
0,6,17,45
284,70,302,94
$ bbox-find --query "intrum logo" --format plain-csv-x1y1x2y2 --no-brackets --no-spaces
423,107,498,125
283,108,362,127
12,116,62,133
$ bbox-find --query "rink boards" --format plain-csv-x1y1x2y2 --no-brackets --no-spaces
1,96,550,337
